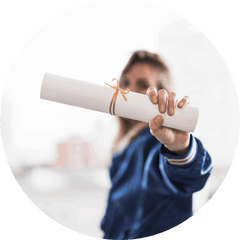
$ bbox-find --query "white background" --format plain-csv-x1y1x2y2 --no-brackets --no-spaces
1,0,238,172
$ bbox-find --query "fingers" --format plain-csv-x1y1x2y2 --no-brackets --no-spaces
148,87,190,114
158,89,168,114
147,86,158,104
149,115,165,141
168,92,178,116
149,90,191,149
149,115,164,131
149,118,175,146
158,90,177,116
178,96,190,108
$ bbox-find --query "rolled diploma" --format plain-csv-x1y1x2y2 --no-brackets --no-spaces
40,73,199,132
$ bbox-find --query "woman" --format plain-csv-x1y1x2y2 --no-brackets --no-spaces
101,50,212,239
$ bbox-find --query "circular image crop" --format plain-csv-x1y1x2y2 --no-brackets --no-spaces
1,1,239,239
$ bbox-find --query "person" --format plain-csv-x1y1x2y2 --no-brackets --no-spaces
100,50,212,239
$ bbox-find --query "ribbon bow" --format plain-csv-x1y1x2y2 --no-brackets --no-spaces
105,78,129,115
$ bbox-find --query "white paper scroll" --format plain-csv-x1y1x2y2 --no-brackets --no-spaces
40,73,199,132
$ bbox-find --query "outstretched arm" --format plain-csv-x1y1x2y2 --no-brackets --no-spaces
142,87,212,196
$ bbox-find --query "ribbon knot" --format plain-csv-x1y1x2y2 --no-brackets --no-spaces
105,78,129,115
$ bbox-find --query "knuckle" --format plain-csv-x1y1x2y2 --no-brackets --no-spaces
157,115,164,124
149,86,157,92
158,89,168,96
169,92,177,98
158,89,168,101
161,127,167,136
147,86,156,94
169,92,177,101
168,99,176,107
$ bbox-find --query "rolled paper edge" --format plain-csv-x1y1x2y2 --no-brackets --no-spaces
40,73,199,132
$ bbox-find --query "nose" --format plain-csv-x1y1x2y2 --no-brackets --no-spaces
128,84,137,93
129,85,147,95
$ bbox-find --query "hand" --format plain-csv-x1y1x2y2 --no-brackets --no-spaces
147,87,191,155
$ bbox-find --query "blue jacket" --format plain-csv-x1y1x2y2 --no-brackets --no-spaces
101,127,212,239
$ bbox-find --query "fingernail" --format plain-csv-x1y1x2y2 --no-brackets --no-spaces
179,102,183,107
169,107,173,115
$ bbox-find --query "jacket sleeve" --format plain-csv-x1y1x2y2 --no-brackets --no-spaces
141,134,213,197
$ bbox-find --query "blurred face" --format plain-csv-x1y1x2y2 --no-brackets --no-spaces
120,63,160,94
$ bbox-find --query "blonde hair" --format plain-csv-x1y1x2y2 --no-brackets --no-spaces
119,50,173,93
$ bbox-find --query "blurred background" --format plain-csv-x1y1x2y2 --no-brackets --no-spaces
1,1,239,238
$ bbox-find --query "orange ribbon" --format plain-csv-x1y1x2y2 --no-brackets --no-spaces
105,78,129,115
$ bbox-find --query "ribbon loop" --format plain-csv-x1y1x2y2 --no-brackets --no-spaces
105,78,129,115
